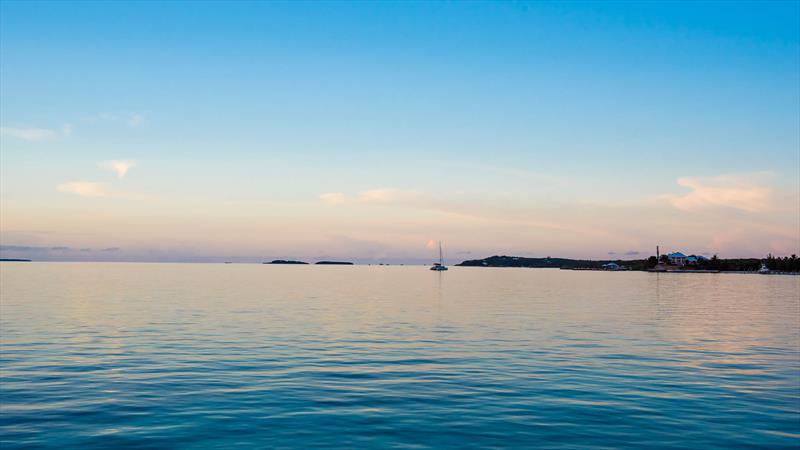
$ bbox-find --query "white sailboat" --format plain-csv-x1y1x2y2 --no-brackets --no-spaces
430,241,448,271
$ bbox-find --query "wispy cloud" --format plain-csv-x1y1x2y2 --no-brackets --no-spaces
1,124,75,141
359,189,424,204
88,111,146,128
662,173,776,213
57,181,114,197
57,160,142,199
318,188,620,241
608,250,642,257
127,113,145,127
0,245,120,253
1,127,58,141
320,189,426,206
0,245,123,262
56,181,148,200
319,192,350,205
98,160,136,179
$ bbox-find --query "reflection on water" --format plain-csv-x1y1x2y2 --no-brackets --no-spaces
1,263,798,448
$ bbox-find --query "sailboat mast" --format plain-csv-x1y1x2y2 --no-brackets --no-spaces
439,241,443,265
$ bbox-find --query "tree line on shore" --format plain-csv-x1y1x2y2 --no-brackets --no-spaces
457,254,800,272
643,254,799,271
757,254,799,272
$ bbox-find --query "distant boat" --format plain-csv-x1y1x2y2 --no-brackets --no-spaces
430,241,448,271
758,262,770,274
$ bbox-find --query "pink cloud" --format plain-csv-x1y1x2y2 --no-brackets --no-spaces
662,173,775,212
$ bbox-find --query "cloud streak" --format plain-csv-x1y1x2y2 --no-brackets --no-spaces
127,113,145,127
1,124,75,141
0,245,120,253
1,127,58,141
320,189,428,207
88,112,146,128
662,173,776,213
56,181,149,200
57,181,114,197
98,160,136,179
319,192,350,205
318,188,622,241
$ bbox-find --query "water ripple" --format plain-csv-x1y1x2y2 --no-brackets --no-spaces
1,264,798,449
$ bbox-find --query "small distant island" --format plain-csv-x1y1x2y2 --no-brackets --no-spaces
262,260,355,265
0,258,32,262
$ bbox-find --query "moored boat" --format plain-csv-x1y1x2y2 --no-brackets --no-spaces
430,241,448,271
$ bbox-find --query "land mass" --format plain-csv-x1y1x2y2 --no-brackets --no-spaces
262,260,355,265
0,258,32,262
457,255,625,269
456,255,800,272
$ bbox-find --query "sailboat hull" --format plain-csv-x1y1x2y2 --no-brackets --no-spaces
430,241,448,271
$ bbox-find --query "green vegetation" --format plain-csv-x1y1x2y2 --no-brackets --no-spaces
686,254,798,271
457,254,800,272
762,254,799,272
456,255,651,270
693,255,758,271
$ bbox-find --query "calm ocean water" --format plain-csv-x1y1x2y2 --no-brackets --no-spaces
0,263,798,449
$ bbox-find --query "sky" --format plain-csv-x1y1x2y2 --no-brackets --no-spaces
1,0,798,263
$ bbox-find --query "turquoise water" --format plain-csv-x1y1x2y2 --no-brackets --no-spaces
1,263,798,449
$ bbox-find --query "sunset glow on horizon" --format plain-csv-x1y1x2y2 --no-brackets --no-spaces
1,1,798,263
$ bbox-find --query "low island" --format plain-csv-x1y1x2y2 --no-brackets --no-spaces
262,260,355,265
457,255,599,269
457,254,800,273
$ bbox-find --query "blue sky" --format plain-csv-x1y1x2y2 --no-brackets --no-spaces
1,1,798,262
